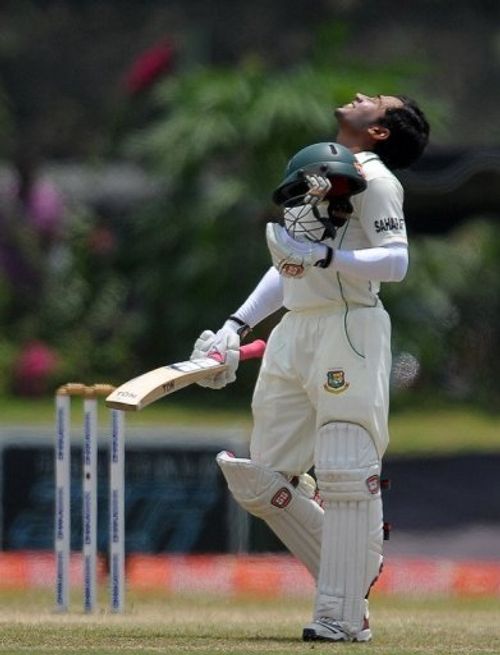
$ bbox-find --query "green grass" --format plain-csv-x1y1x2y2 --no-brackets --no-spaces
0,395,253,429
388,405,500,455
0,590,499,654
0,394,499,455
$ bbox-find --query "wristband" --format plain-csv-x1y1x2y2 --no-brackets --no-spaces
228,315,252,340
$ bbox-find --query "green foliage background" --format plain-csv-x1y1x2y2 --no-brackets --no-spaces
0,19,498,408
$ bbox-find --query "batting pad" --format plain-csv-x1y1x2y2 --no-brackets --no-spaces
217,451,323,577
313,423,383,635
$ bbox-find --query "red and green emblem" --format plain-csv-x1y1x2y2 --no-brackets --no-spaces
324,369,350,394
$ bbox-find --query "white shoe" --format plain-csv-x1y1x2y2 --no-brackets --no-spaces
302,616,372,642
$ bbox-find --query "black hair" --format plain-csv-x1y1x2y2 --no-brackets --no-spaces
374,96,430,170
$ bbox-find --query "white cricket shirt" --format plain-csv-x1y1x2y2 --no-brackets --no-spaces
282,151,407,310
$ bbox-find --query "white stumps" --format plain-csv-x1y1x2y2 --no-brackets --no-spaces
55,392,71,612
54,383,125,613
109,409,125,613
83,397,98,613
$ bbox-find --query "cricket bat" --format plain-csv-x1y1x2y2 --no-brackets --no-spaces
105,339,266,412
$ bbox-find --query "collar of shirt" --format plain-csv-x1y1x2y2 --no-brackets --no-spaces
354,151,380,165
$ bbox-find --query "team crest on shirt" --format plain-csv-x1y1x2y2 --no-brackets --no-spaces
279,262,304,278
324,369,350,394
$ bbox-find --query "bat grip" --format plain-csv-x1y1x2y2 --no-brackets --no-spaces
210,339,266,363
239,339,266,361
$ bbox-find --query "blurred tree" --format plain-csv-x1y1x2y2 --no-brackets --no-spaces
0,171,143,390
0,86,12,156
2,1,498,407
0,0,177,160
384,219,500,406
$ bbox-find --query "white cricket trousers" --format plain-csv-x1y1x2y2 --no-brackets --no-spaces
250,303,391,474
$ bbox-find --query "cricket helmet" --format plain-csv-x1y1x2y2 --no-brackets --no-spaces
272,142,367,207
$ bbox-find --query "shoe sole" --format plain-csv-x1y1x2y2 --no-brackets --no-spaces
303,628,349,642
302,628,372,643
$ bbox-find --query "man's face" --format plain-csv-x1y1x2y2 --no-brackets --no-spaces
335,93,403,130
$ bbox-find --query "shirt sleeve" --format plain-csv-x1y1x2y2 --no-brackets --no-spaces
332,243,409,282
232,266,284,327
355,176,408,247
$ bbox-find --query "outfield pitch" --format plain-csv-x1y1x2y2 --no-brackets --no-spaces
0,591,499,654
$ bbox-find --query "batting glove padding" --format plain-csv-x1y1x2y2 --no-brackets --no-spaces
266,222,333,278
303,174,332,206
190,321,241,389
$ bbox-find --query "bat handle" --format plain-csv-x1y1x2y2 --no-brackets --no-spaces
210,339,266,363
239,339,266,361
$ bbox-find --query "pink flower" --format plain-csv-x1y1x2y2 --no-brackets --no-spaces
124,41,175,95
14,341,59,396
26,179,65,238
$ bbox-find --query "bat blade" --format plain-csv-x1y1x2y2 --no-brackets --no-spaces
105,339,266,412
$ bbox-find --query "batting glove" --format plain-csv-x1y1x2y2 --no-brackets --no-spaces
266,222,333,279
190,319,242,389
304,174,332,206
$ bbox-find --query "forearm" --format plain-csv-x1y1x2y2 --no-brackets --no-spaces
232,267,284,327
332,244,408,282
